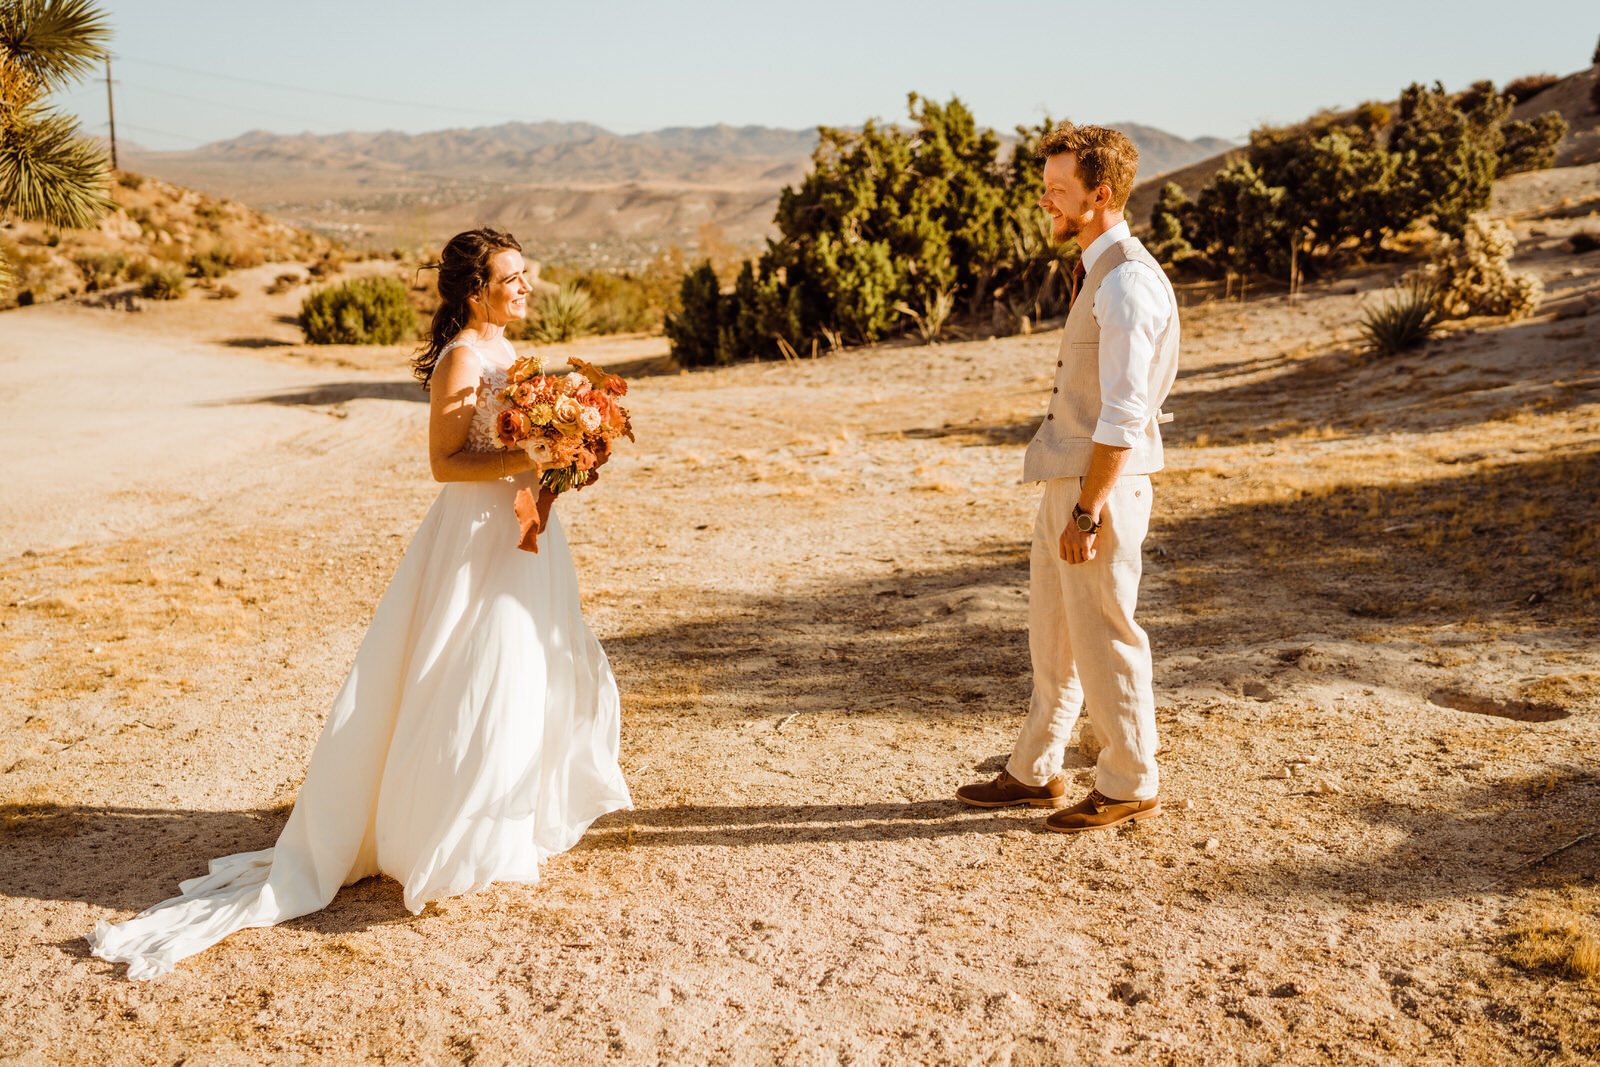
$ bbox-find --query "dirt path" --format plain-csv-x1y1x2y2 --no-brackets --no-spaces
1,217,1597,1065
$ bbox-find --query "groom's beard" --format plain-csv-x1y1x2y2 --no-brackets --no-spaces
1051,204,1093,245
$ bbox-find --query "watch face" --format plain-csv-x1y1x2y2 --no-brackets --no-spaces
1076,512,1095,532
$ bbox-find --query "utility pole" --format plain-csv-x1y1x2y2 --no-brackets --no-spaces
104,56,118,171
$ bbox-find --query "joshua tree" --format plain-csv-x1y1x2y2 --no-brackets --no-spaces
0,0,113,290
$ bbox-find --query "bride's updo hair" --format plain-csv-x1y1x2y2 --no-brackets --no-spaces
412,226,522,388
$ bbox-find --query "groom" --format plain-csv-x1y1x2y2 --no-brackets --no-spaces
957,122,1179,832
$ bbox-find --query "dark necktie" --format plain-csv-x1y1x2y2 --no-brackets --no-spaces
1068,260,1087,309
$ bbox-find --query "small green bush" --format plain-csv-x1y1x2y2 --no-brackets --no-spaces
1498,112,1568,176
1503,74,1560,104
297,277,417,344
188,245,235,278
140,266,188,300
266,272,301,295
1359,276,1441,357
664,262,724,367
74,252,129,292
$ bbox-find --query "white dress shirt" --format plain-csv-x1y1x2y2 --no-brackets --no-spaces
1082,220,1173,450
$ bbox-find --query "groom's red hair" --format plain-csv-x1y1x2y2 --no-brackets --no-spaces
1038,123,1140,212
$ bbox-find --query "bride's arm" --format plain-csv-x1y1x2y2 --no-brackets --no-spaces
427,348,537,483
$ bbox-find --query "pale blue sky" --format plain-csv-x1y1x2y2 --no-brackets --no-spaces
52,1,1600,151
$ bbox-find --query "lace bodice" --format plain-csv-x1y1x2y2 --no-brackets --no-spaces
440,337,515,454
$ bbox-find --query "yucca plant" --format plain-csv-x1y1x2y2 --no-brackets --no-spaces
0,0,114,289
530,282,593,343
1359,275,1441,357
894,285,956,344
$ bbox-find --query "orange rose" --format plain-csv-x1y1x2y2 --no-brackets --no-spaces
496,408,529,446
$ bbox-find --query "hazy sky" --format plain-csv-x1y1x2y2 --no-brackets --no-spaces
52,2,1600,151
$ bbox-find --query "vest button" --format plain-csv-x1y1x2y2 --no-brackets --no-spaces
1046,413,1054,420
1057,360,1063,368
1052,387,1058,393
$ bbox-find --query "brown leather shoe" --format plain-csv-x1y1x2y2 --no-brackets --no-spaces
955,770,1068,808
1043,789,1161,833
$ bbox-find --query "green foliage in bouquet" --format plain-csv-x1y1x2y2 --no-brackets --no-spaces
298,276,417,344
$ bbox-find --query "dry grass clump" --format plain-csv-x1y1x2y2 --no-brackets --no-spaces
139,266,187,301
1508,904,1600,983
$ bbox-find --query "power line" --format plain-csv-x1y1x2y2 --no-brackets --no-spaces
116,120,211,145
120,82,348,130
120,55,542,123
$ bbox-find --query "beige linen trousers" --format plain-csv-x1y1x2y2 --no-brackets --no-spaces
1005,473,1160,802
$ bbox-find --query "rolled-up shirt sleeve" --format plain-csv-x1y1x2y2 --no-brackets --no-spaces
1091,264,1169,449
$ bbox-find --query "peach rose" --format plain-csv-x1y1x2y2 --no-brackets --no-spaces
553,396,581,424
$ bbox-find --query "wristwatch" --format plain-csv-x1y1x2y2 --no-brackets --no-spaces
1072,504,1102,534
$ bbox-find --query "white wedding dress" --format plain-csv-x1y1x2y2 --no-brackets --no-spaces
87,337,631,979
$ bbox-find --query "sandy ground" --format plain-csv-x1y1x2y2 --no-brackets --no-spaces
2,178,1598,1065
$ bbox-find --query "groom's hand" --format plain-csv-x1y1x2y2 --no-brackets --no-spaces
1059,524,1097,565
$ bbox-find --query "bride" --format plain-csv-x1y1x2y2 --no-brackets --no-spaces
87,227,632,979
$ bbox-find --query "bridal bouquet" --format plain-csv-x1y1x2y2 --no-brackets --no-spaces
495,354,634,551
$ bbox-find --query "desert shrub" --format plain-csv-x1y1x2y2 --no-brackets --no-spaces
1148,182,1197,269
1359,275,1441,356
668,94,1049,365
1503,74,1561,104
1156,79,1538,283
526,282,593,343
664,261,724,366
1498,112,1568,176
297,277,417,344
73,251,128,291
188,245,235,278
530,267,660,334
265,272,301,295
1422,216,1543,320
213,284,239,300
140,265,187,300
1569,232,1600,254
307,251,345,278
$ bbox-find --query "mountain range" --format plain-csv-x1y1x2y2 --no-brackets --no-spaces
121,120,1236,262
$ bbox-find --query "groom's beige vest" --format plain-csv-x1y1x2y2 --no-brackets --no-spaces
1022,237,1180,483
